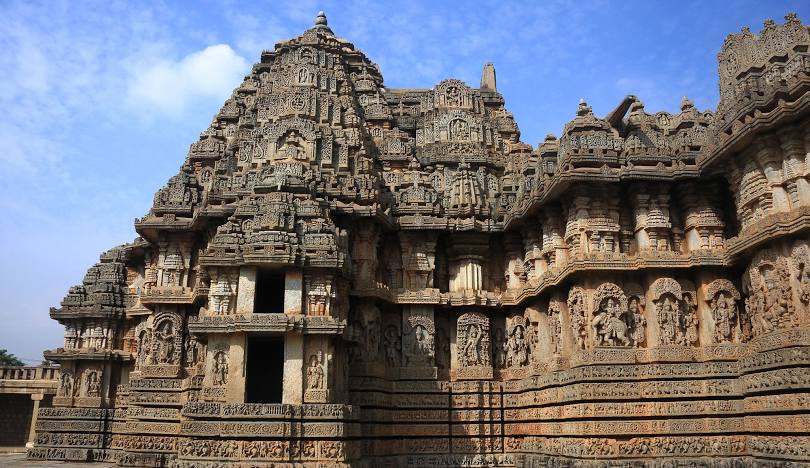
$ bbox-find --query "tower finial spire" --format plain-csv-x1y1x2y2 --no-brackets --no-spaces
312,11,333,34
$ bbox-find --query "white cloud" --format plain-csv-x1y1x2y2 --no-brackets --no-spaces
127,44,249,115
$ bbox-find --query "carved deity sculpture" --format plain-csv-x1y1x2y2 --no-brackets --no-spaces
59,372,74,397
626,294,647,347
591,283,630,346
682,292,699,346
155,320,177,364
792,241,810,306
278,130,308,162
306,353,324,390
567,286,587,350
656,295,681,345
449,118,471,141
412,323,433,363
137,329,152,366
362,303,381,361
463,324,483,365
506,324,529,367
651,278,693,346
85,370,100,397
706,279,742,344
745,250,797,337
185,334,204,367
212,351,228,386
403,309,435,367
383,325,401,367
548,300,564,355
457,312,491,367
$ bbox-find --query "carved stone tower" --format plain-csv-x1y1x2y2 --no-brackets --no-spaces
30,11,810,467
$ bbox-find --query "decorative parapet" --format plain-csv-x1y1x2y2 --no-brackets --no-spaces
715,13,810,135
187,314,346,334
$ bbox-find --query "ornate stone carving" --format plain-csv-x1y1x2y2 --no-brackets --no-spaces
505,315,530,367
547,298,564,355
567,286,587,351
32,11,810,467
382,324,401,367
151,313,181,365
706,279,742,344
591,283,630,347
625,283,647,348
206,268,237,315
403,308,434,367
792,240,810,306
306,352,324,390
745,248,798,337
651,278,693,346
305,273,334,316
212,350,228,386
83,369,101,398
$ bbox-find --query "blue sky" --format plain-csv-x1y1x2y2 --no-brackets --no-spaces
1,0,808,363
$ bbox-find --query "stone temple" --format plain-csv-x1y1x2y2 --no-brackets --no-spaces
28,11,810,467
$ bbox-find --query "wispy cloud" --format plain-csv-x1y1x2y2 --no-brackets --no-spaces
127,44,249,116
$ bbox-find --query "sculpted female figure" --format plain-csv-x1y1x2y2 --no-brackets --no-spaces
463,324,483,366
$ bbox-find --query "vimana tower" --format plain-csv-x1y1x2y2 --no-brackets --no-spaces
30,11,810,467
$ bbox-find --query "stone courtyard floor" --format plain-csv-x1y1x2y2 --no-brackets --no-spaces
0,453,115,467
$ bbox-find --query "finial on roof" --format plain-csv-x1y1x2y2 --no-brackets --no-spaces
312,11,334,34
576,99,592,117
680,95,695,111
481,63,496,91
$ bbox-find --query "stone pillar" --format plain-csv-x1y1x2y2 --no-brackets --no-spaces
26,393,43,448
449,233,488,292
754,138,790,212
451,257,483,292
283,332,304,404
285,269,303,315
225,334,246,403
236,266,256,314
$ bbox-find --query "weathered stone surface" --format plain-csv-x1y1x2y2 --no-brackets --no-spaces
28,11,810,467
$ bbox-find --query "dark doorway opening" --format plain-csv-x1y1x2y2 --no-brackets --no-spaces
255,269,285,313
245,336,284,403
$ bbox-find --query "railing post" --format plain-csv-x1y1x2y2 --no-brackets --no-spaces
27,393,44,448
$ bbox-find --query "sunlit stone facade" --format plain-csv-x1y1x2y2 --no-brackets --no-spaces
30,12,810,467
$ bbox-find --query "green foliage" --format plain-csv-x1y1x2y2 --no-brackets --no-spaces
0,348,25,366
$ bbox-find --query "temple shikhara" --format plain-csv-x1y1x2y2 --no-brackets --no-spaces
28,11,810,467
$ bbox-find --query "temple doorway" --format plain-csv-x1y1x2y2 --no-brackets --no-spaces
245,336,284,403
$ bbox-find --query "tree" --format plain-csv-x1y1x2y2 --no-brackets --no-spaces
0,349,25,366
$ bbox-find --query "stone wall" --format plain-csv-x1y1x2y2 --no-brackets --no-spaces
0,395,32,447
